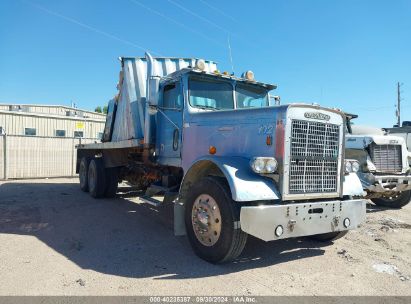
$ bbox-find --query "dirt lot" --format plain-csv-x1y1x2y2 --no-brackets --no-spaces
0,178,410,296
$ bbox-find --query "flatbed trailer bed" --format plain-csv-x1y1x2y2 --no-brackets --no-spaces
76,139,143,150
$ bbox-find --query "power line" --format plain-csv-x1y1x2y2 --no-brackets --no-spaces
167,0,228,33
166,0,259,47
129,0,224,47
197,0,238,23
25,0,162,55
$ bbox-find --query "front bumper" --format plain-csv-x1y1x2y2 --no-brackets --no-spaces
359,173,411,192
240,199,366,241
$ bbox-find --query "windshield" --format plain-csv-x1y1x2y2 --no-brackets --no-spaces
189,78,234,110
188,76,270,111
236,83,268,108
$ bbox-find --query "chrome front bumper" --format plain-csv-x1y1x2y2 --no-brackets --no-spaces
360,174,411,193
240,199,366,241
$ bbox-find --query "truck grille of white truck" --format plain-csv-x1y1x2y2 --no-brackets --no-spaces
289,120,340,194
370,143,402,173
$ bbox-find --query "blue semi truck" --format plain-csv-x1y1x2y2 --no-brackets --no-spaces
76,53,366,263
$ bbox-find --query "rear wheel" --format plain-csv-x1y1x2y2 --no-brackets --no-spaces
104,167,119,198
88,158,106,198
372,190,411,209
310,231,348,242
184,176,247,263
79,157,90,192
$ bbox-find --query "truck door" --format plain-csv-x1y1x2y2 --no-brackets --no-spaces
156,81,183,166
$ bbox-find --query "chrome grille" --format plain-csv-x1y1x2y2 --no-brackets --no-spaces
370,144,402,173
289,120,340,194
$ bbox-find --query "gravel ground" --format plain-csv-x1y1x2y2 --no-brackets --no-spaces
0,178,410,296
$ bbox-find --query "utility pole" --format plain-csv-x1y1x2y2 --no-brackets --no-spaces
396,82,402,127
397,82,401,127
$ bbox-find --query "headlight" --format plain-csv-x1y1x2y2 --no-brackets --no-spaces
344,159,360,174
252,158,266,173
351,161,360,173
266,159,278,172
250,157,278,174
345,161,352,174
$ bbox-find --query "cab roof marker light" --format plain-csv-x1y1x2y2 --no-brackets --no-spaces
242,70,255,81
195,59,206,71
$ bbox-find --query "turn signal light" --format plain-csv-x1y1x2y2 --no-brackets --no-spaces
209,146,217,155
266,135,272,146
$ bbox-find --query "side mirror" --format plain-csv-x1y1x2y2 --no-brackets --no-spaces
148,76,160,107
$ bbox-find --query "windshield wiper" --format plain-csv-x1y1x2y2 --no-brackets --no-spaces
195,105,221,111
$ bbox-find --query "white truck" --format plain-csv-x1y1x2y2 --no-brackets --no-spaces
345,114,411,208
384,125,411,167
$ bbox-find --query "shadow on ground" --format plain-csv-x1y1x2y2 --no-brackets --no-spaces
366,202,392,213
0,181,355,279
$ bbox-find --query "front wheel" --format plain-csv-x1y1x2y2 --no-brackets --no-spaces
184,177,247,264
372,190,411,209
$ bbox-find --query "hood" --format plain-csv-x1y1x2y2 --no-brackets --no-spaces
346,134,406,150
351,124,385,136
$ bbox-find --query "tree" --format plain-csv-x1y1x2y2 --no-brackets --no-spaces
95,106,102,113
103,105,108,114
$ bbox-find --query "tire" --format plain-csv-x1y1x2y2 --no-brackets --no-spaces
184,176,248,264
104,167,119,198
372,190,411,209
88,158,106,198
79,157,90,192
310,231,348,242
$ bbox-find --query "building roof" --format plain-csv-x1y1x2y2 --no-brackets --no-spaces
0,103,106,121
0,103,105,115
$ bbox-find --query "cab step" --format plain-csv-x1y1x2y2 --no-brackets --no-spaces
139,191,179,207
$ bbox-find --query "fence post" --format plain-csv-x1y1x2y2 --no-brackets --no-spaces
71,137,75,177
3,134,7,179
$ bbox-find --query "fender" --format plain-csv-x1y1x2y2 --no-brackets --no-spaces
180,156,281,202
343,172,365,197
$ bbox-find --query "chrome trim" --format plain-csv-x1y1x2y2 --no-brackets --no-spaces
282,106,344,200
370,143,403,173
240,199,367,241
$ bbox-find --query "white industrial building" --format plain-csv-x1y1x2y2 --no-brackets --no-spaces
0,104,106,138
0,104,106,179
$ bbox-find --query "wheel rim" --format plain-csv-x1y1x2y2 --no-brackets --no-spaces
191,194,222,247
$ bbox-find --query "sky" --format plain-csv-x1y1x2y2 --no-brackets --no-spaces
0,0,410,127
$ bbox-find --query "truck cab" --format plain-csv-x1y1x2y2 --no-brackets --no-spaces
76,53,367,263
345,113,411,208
